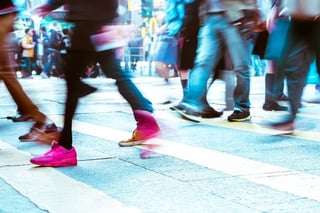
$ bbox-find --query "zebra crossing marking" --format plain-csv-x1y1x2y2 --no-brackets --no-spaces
49,114,320,202
0,141,140,213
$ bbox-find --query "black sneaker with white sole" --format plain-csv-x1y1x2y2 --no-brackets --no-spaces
227,110,251,122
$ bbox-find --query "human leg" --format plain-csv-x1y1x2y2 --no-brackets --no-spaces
221,22,251,121
182,15,224,112
171,35,198,110
0,37,59,143
96,50,160,146
271,21,314,132
263,60,287,111
30,50,86,167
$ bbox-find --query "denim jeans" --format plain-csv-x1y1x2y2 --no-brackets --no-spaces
184,13,251,112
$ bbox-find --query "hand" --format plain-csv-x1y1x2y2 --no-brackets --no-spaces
266,7,279,32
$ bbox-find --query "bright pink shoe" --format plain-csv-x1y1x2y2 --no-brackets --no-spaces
30,141,77,167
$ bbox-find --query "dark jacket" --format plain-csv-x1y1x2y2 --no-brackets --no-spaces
46,0,119,50
179,1,200,38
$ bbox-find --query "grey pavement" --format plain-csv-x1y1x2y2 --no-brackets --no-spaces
1,74,320,213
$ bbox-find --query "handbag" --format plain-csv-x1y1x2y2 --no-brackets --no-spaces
286,0,320,20
252,30,269,59
152,34,178,65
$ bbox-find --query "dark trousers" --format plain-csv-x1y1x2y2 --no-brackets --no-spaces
278,19,320,119
59,49,153,148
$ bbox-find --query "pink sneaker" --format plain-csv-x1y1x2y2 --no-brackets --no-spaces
30,141,77,167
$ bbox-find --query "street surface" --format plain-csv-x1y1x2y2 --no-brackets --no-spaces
1,74,320,213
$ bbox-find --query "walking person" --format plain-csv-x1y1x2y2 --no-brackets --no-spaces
45,21,63,77
165,0,199,109
30,0,161,167
175,0,260,122
39,26,51,78
20,28,35,78
268,0,320,132
59,27,71,78
0,0,60,144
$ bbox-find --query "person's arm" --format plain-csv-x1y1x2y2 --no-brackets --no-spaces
266,0,282,32
31,0,67,17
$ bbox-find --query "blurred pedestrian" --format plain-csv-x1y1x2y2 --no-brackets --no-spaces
46,21,63,77
165,0,199,109
59,27,71,78
20,28,35,78
268,0,320,132
0,0,60,144
175,0,260,122
39,26,51,78
30,0,160,167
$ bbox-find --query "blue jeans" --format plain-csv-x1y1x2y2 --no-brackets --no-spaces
184,13,251,112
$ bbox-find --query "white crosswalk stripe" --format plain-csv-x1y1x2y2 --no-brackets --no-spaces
1,111,320,212
0,141,141,213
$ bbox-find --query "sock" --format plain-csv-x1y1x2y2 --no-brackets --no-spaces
180,79,187,89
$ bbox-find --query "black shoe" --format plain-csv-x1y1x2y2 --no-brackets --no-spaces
227,110,251,122
200,107,223,118
176,106,223,122
263,102,288,111
271,119,294,135
77,82,97,98
276,94,289,101
7,113,32,122
170,103,186,111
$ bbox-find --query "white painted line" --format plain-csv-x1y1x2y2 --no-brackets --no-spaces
155,110,320,142
0,141,140,213
49,115,320,202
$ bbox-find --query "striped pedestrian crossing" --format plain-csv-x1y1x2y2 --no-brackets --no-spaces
1,110,320,212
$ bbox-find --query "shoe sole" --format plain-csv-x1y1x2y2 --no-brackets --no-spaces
169,105,185,111
180,111,223,122
228,115,251,122
118,131,160,147
30,159,77,167
263,106,288,111
169,106,177,111
271,130,294,135
173,109,201,123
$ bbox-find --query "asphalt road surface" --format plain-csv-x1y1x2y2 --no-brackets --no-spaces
1,75,320,213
